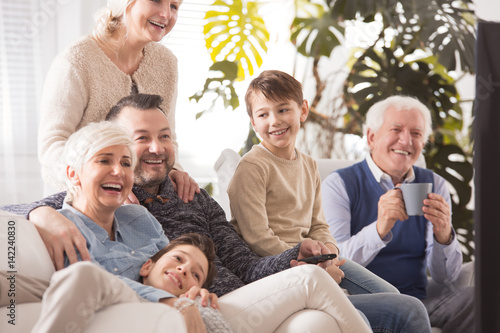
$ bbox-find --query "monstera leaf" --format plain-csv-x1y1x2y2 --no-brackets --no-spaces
204,0,269,78
410,0,475,73
189,61,239,118
331,0,475,73
343,45,462,142
291,2,344,58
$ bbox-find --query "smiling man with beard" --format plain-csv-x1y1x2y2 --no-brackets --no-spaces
321,95,474,333
106,95,176,195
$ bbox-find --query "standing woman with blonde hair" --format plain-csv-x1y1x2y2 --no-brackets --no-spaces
38,0,198,202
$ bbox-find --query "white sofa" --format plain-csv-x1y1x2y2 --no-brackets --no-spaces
0,210,370,332
214,149,475,333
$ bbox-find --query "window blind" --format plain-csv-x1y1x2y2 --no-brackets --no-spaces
0,0,44,205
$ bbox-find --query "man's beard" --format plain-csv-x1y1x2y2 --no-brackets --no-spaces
134,154,173,189
134,168,168,189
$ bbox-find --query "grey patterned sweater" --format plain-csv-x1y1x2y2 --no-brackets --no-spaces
195,297,233,333
2,178,299,296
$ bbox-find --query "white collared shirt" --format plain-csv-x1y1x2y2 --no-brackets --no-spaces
365,153,415,187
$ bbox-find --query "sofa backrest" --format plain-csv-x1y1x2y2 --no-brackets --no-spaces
315,158,360,181
213,149,360,220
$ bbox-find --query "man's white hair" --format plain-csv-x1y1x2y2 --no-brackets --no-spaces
363,96,433,143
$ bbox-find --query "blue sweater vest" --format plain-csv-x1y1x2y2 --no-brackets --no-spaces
337,160,434,299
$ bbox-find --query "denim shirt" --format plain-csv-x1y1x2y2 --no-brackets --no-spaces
59,203,172,302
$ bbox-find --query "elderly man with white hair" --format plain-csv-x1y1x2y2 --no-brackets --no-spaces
321,95,474,332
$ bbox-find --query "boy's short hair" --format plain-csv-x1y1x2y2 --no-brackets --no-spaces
150,233,217,288
245,70,303,118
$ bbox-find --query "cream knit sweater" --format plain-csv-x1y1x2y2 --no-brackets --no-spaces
38,36,180,190
228,145,337,257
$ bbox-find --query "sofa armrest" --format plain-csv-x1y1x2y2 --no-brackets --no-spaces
426,261,475,298
0,210,55,280
454,261,475,288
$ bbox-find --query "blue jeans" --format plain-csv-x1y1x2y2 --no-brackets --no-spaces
340,258,399,294
340,259,431,332
422,286,474,333
349,292,432,333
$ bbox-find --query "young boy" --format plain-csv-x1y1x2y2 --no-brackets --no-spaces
228,70,342,279
227,70,391,291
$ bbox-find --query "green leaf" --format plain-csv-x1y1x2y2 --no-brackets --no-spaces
344,45,462,141
332,0,476,72
189,61,240,117
203,183,214,196
195,111,205,120
291,8,344,58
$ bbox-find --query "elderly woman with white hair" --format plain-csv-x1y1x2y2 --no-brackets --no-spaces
38,0,198,203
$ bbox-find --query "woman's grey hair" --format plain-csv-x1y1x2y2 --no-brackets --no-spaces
62,121,137,203
93,0,136,44
364,95,433,143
